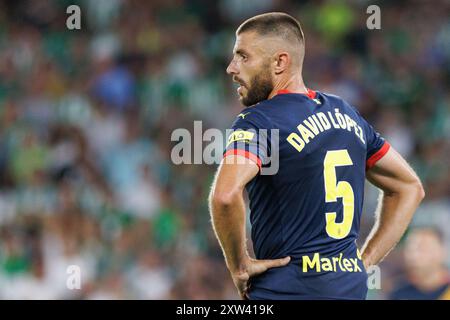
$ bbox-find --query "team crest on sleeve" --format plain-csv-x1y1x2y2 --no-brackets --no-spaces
227,130,255,146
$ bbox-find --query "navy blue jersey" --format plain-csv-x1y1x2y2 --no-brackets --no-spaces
390,281,450,300
223,89,390,300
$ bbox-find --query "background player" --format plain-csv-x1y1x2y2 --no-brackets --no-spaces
209,12,425,300
390,227,450,300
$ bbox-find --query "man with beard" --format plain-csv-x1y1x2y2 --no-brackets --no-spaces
209,12,425,300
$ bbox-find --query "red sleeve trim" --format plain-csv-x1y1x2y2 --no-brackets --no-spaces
223,149,262,169
366,141,391,170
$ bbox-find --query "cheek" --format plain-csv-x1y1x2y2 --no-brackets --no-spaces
240,61,260,83
405,243,441,267
238,66,250,83
405,250,421,264
426,245,444,264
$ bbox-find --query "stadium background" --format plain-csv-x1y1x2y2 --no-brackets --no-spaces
0,0,449,299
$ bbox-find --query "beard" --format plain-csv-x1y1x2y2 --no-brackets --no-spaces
241,66,273,107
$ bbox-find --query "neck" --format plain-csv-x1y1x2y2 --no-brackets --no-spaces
269,73,308,99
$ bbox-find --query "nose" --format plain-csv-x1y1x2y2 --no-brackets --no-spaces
226,59,238,75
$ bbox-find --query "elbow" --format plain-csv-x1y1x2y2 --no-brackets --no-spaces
210,188,241,209
415,180,425,201
388,177,425,202
409,177,425,202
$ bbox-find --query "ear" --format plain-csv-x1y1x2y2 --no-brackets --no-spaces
273,52,290,75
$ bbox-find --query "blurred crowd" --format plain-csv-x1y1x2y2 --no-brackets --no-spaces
0,0,449,299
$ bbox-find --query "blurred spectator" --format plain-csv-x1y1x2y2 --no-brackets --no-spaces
389,228,450,300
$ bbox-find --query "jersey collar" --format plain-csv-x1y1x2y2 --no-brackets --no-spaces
276,88,317,99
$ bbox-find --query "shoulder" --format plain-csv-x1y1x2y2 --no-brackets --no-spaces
389,282,417,300
320,92,353,109
319,91,364,118
230,103,273,129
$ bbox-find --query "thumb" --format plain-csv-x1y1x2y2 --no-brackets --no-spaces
261,256,291,270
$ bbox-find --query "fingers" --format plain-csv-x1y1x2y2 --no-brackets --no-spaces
236,283,249,300
233,275,249,300
233,256,291,297
239,286,250,300
247,256,291,277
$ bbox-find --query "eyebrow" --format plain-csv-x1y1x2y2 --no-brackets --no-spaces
234,49,249,56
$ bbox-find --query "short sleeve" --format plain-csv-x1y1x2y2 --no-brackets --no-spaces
359,114,390,170
223,110,271,169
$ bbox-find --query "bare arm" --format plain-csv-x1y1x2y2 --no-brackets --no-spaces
209,155,290,298
209,155,257,273
362,146,425,268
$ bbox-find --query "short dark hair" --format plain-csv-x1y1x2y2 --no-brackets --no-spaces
236,12,305,46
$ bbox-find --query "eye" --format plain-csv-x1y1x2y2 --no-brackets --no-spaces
239,53,247,61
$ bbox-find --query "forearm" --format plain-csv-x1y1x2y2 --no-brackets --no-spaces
210,190,249,274
361,184,424,267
